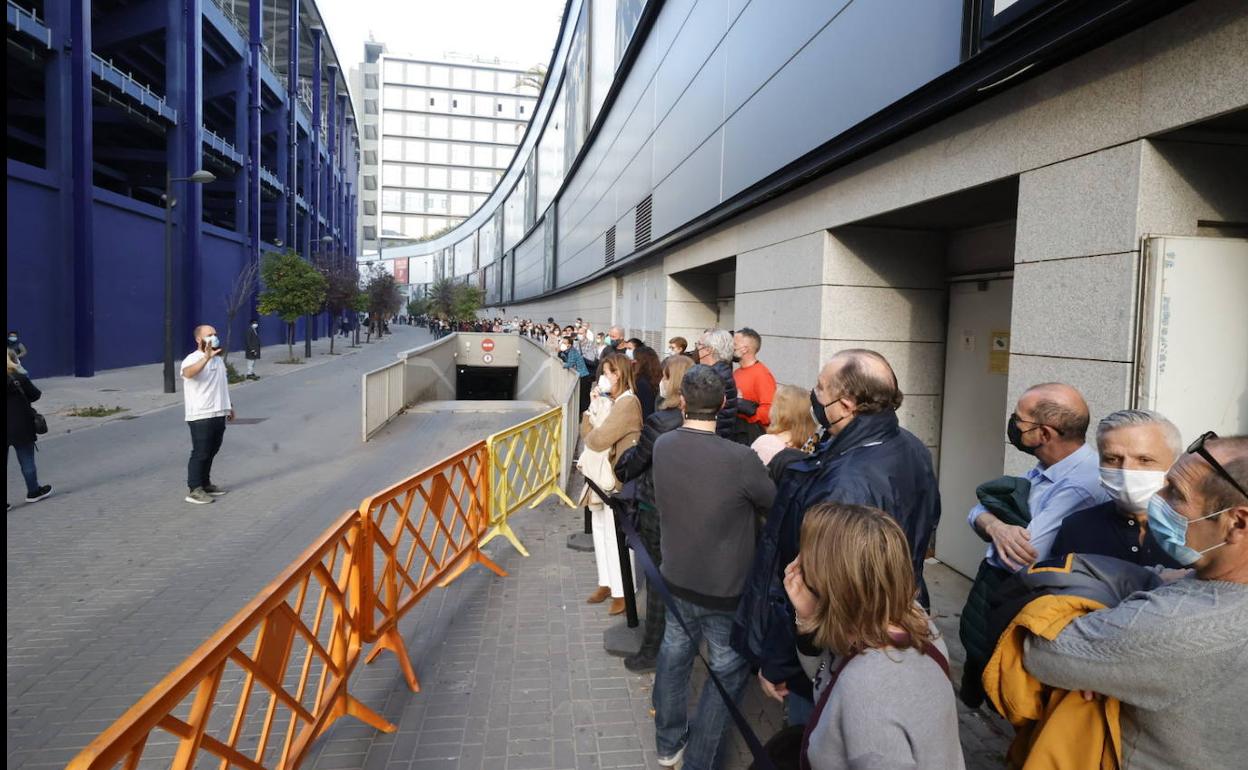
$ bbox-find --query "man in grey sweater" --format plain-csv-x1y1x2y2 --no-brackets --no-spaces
1024,433,1248,769
651,365,776,770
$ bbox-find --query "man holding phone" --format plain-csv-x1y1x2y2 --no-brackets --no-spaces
181,324,235,505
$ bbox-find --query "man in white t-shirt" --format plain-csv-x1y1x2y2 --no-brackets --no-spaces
181,324,235,505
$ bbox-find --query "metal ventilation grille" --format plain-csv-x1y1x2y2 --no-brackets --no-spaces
628,328,642,341
635,195,652,248
605,226,616,266
644,331,663,350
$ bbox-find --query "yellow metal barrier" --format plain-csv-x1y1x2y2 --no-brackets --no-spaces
481,406,577,556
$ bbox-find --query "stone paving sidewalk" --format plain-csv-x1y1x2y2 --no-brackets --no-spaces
303,494,1012,770
26,327,414,436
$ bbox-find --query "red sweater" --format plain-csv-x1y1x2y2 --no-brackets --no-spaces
733,361,776,426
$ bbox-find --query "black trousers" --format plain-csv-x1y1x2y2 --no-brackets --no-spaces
578,372,595,414
637,502,666,656
187,416,227,490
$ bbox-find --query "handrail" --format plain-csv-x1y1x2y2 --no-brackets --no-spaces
357,441,506,691
65,511,392,770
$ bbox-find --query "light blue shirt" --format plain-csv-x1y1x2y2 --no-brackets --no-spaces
968,443,1109,570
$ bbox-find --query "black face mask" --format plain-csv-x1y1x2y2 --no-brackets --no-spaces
810,389,832,431
1006,415,1040,456
732,355,742,364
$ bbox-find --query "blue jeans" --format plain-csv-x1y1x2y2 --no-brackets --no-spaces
785,692,814,726
9,443,41,496
653,595,750,770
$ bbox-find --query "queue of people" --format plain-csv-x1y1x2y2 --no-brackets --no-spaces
527,312,1245,770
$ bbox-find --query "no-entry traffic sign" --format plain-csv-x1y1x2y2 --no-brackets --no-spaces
481,338,495,352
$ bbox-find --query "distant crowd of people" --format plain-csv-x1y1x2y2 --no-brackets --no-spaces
484,314,1246,770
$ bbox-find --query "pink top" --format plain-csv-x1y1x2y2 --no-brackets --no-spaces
751,432,790,466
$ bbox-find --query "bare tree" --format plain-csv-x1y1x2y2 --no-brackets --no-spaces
221,259,260,365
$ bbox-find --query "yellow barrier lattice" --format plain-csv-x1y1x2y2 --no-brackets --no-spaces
483,406,576,556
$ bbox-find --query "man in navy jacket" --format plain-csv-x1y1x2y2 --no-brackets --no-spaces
732,349,941,724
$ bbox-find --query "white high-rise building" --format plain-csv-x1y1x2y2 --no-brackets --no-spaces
354,45,539,254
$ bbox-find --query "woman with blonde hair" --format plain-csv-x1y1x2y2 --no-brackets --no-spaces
751,384,819,472
613,353,693,670
578,353,643,615
782,503,963,770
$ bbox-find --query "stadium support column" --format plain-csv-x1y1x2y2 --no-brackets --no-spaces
286,0,299,250
49,0,95,375
310,27,322,254
248,0,262,313
326,66,337,256
234,60,249,239
166,0,203,358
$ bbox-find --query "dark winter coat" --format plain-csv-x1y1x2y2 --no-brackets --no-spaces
7,373,42,447
615,407,684,509
244,326,262,359
711,360,740,443
731,410,941,697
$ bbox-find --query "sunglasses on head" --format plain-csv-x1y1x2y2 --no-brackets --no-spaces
1187,431,1248,501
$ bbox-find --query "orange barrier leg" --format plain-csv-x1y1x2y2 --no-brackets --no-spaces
365,627,420,692
439,547,508,587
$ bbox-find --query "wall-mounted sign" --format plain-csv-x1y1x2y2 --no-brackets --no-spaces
481,338,495,353
482,353,494,365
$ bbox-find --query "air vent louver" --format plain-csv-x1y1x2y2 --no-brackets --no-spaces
635,195,652,249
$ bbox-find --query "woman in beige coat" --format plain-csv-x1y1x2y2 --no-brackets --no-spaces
579,353,642,615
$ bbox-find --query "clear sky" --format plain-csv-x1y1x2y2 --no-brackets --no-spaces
319,0,567,90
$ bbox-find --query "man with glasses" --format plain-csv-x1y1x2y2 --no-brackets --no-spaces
1024,432,1248,769
968,382,1109,571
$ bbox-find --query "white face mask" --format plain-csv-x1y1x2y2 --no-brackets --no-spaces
1099,467,1168,512
625,347,635,360
597,374,612,394
658,380,668,399
559,343,569,352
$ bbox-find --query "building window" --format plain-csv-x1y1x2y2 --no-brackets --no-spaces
363,200,377,215
364,225,377,240
364,125,377,140
364,175,378,190
496,103,502,113
452,98,458,108
364,150,377,165
365,99,378,114
430,97,436,106
520,105,525,115
365,74,378,90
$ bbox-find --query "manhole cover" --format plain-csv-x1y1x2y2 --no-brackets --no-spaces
231,417,267,425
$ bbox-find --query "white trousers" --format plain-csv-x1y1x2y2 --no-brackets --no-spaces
245,358,256,376
590,504,632,598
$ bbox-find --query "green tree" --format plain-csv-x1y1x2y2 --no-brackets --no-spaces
258,250,327,361
516,63,547,93
428,277,458,321
320,262,360,355
364,264,403,337
453,283,484,322
407,296,430,318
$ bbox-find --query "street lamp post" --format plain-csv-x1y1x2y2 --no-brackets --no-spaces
163,169,217,393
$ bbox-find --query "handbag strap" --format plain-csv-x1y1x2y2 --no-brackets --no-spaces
583,478,778,770
10,374,39,414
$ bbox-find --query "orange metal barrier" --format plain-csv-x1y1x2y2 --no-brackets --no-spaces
65,511,391,770
358,440,506,692
66,442,512,769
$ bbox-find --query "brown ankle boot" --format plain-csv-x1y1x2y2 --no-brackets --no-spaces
587,586,611,604
608,598,626,616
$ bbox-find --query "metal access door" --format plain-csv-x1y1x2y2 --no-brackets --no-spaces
1135,236,1248,437
934,275,1014,578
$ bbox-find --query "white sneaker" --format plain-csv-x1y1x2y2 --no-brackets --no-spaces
656,744,685,768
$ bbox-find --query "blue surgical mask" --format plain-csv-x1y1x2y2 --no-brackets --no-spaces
1146,495,1229,566
207,334,220,349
